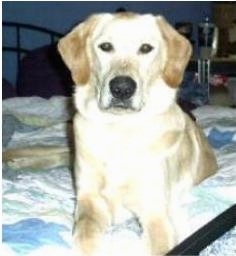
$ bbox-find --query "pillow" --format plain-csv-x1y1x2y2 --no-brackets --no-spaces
17,44,73,98
2,78,16,99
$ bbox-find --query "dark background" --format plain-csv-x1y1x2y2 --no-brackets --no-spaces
3,1,212,33
2,1,212,86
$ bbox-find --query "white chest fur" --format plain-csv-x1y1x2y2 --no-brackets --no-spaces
73,107,184,190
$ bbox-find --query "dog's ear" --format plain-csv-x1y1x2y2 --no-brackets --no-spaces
58,15,100,85
156,16,192,88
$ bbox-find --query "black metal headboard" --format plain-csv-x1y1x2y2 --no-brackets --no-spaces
3,21,63,76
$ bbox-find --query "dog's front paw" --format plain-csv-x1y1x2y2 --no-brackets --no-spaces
73,235,98,256
73,221,103,256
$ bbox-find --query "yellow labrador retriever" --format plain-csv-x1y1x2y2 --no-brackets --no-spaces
58,12,217,256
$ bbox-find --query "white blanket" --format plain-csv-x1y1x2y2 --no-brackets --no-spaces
2,97,236,256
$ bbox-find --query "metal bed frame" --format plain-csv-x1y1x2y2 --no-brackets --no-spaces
2,21,63,78
167,204,236,255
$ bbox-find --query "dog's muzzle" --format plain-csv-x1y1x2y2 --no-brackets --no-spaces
109,76,137,109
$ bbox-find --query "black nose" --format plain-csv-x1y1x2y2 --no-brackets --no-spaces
109,76,136,100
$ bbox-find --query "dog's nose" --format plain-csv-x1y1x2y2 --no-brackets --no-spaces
109,76,136,100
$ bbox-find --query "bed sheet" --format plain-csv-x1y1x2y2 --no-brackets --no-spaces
2,97,236,256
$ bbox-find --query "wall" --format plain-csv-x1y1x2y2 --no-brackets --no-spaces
3,1,212,86
3,1,212,33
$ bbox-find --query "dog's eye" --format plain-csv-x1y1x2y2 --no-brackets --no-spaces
139,43,154,54
99,42,114,52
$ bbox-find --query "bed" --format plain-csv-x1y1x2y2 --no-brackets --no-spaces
2,22,236,256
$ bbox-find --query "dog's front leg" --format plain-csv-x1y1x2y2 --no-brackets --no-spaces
137,198,177,256
142,212,176,256
73,160,112,255
73,192,111,256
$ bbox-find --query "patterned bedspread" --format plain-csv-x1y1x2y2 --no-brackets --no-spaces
2,97,236,256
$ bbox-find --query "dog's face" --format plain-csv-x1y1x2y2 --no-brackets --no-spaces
58,13,191,118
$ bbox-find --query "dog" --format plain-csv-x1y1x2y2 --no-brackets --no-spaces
58,12,217,256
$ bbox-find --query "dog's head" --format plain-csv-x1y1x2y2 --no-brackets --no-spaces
58,13,191,117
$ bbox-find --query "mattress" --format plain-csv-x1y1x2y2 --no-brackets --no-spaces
2,96,236,256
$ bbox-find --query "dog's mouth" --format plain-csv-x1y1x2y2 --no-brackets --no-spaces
99,96,138,112
108,98,138,112
100,101,142,116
